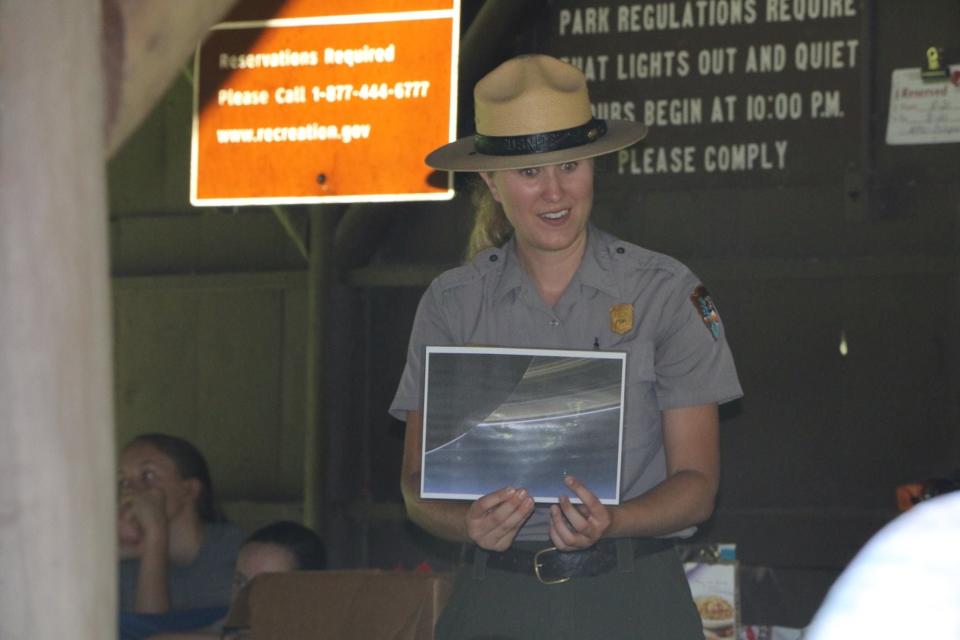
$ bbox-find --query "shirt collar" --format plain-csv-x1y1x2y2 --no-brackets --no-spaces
491,225,620,301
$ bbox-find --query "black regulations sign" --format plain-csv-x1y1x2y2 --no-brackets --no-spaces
533,0,864,189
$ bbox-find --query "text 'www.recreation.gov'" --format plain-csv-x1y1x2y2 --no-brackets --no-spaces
215,123,372,144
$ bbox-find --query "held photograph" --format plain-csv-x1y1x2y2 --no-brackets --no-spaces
421,346,626,504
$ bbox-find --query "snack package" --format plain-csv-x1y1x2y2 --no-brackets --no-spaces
684,551,739,640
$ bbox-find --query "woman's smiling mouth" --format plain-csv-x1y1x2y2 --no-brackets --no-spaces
539,209,570,221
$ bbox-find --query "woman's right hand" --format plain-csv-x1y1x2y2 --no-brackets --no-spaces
117,488,168,557
466,487,534,551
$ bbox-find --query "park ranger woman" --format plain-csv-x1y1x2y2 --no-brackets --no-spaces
391,54,742,639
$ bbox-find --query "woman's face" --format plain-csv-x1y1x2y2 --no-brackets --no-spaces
481,158,594,260
232,542,297,598
118,441,196,520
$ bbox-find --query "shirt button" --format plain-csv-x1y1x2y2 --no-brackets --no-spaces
489,254,499,262
616,247,625,254
550,319,560,327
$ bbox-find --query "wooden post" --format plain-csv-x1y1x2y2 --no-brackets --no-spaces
0,1,115,638
304,209,335,532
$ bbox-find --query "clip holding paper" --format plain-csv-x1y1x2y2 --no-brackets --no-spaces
921,46,950,82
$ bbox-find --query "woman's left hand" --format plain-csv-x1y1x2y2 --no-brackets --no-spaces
548,475,611,550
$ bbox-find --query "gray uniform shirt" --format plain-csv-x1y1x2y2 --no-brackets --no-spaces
118,521,244,611
390,226,743,540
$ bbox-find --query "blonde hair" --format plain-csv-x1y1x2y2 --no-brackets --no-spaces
465,174,513,262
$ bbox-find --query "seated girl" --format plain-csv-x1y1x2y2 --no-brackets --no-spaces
118,433,243,622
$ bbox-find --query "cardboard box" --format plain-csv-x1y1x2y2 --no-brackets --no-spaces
225,570,454,640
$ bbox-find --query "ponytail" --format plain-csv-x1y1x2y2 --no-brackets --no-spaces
464,175,513,262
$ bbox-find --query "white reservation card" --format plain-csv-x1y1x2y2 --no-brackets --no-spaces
885,66,960,145
420,346,626,504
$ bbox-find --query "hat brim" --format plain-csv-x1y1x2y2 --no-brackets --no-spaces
425,120,648,172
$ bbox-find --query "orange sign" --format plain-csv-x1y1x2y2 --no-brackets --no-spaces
190,3,459,205
225,0,456,21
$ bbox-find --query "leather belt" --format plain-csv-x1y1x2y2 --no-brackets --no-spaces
466,537,674,585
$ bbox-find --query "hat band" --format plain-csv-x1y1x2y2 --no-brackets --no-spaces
473,118,608,157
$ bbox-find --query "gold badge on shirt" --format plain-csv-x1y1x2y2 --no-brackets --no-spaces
610,303,634,335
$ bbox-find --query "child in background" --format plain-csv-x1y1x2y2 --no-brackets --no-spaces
118,433,244,616
148,520,327,640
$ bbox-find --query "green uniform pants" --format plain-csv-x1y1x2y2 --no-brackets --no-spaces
436,544,704,640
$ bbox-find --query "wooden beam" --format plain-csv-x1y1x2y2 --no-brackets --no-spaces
0,1,114,638
343,255,960,288
270,205,310,262
103,0,239,156
304,210,338,531
108,255,958,290
113,270,307,293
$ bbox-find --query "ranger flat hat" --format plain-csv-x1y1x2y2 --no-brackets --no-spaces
426,54,647,171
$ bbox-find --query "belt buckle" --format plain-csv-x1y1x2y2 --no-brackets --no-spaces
533,547,570,585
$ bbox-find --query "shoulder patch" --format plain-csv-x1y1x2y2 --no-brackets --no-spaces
690,284,721,340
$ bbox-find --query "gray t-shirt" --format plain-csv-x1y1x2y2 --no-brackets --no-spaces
390,226,743,540
118,521,244,611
